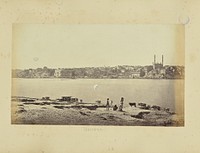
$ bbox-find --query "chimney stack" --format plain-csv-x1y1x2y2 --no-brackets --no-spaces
162,55,164,65
154,55,156,64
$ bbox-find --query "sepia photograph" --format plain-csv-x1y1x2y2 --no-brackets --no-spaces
11,24,184,126
2,0,200,152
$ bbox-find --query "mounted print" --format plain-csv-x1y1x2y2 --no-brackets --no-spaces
11,24,184,126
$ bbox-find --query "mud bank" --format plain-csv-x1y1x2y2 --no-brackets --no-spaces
11,97,184,126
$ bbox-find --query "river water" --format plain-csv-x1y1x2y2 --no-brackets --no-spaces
12,78,184,112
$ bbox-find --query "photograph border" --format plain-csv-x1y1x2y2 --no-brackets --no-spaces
0,0,199,153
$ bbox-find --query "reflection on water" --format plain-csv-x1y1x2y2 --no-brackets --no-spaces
12,78,184,112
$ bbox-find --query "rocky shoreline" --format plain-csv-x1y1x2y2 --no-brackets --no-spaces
11,96,184,126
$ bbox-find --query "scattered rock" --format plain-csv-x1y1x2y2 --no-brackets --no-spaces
151,105,161,111
21,99,35,102
138,103,147,107
131,111,150,119
17,109,27,113
100,116,107,120
24,102,45,106
18,104,24,107
108,115,114,119
54,106,65,109
71,106,82,109
140,105,151,110
83,105,98,110
79,111,90,116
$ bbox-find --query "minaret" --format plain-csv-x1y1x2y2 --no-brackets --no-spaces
153,55,156,70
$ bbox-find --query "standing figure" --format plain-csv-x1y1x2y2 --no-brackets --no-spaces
118,97,124,111
106,98,110,110
110,100,113,108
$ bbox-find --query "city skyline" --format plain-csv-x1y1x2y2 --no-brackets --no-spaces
12,54,184,70
12,24,184,69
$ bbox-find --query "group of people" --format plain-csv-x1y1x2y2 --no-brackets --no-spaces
106,97,124,111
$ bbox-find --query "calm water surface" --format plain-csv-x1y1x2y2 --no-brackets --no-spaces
12,78,184,112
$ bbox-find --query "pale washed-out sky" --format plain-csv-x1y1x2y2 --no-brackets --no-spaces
12,24,184,69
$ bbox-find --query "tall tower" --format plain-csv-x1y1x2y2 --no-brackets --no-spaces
153,55,156,70
162,55,164,66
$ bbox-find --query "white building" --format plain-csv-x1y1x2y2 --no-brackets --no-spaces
54,69,61,77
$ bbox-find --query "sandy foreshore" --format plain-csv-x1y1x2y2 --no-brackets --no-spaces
11,98,184,126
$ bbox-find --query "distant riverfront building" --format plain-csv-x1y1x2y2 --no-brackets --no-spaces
143,65,153,76
150,54,166,77
153,54,164,70
160,68,166,75
131,68,143,78
54,69,61,77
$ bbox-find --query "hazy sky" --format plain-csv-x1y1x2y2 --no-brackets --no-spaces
12,24,184,69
